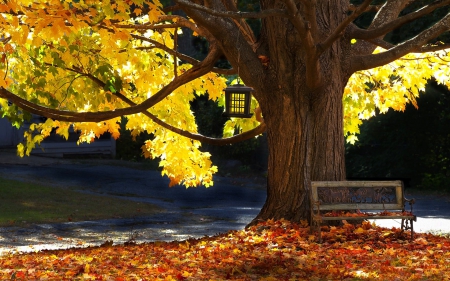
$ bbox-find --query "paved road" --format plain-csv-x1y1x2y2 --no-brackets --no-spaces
0,151,267,255
0,149,449,255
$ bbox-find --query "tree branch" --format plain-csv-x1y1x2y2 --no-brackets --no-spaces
113,89,266,145
113,15,202,34
176,0,287,19
280,0,320,89
67,60,265,145
130,35,233,75
348,4,381,13
319,0,372,53
369,0,412,30
351,13,450,72
0,45,223,122
420,42,450,52
350,0,450,40
300,0,319,41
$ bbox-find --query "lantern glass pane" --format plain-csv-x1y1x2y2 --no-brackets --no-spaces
229,93,246,114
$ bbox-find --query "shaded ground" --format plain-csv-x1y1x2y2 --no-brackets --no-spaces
0,148,449,255
0,149,266,255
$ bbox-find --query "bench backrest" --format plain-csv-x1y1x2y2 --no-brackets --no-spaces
311,181,405,211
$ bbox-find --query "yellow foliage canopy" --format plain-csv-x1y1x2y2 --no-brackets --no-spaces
344,47,450,144
0,0,226,187
0,1,449,187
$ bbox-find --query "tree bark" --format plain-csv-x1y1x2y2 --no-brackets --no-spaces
248,1,350,224
251,78,347,224
177,0,354,224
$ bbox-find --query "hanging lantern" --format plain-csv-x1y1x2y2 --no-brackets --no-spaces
223,83,253,118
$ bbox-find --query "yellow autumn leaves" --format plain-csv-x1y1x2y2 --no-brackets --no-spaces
344,47,450,144
0,0,449,188
0,0,227,187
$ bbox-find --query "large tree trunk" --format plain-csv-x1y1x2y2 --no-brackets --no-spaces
183,0,352,224
250,1,350,223
251,79,347,223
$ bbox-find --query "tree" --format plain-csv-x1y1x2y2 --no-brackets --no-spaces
0,0,449,223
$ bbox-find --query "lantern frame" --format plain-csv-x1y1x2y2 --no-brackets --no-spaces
223,84,253,118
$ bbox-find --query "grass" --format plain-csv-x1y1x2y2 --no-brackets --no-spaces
0,177,162,227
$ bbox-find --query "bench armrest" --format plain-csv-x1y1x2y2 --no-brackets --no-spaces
404,198,415,213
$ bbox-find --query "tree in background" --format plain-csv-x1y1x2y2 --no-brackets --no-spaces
0,1,450,223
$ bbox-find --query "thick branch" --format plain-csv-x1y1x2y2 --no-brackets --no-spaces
350,0,450,40
280,0,320,89
351,13,450,72
176,0,287,19
60,55,264,145
300,0,319,41
370,40,450,53
348,4,381,13
369,0,412,30
420,42,450,52
75,62,266,145
281,0,311,42
319,0,372,53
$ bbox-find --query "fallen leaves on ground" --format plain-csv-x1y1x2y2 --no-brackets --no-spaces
0,219,449,280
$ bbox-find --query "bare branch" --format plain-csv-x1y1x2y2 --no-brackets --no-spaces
369,0,411,30
280,0,310,40
350,0,450,40
351,13,450,72
147,113,266,145
319,0,372,53
113,15,202,34
348,4,381,13
280,0,320,89
163,4,181,14
176,0,287,19
300,0,319,41
420,42,450,52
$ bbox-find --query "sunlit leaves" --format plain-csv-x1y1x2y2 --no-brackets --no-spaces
0,0,227,188
344,48,450,144
1,220,450,280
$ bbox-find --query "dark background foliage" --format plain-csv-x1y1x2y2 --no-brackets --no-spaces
346,81,450,190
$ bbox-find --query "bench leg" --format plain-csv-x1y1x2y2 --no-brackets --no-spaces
310,220,322,243
401,218,414,241
410,219,414,241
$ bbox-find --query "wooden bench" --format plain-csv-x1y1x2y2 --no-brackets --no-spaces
311,180,416,242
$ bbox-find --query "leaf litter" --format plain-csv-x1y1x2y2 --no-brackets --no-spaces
0,219,449,280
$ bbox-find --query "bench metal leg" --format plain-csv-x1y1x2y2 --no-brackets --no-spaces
401,218,414,241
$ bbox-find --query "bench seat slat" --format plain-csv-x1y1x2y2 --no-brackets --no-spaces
316,204,403,210
317,215,415,220
312,181,403,187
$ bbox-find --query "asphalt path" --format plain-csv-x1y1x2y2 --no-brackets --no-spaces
0,157,267,255
0,150,449,255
